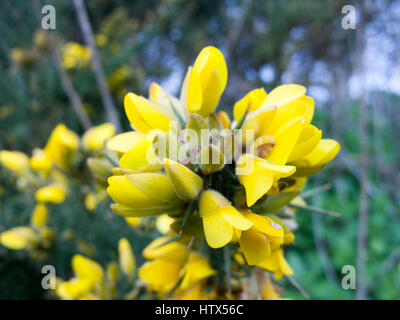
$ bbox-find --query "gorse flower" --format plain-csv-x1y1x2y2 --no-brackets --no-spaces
104,46,340,296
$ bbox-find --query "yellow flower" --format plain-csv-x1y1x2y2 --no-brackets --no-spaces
257,249,293,280
180,46,227,118
139,237,188,295
0,150,29,174
35,183,67,204
238,211,284,265
118,238,136,279
155,215,175,234
139,237,215,298
107,173,183,217
30,148,52,174
125,217,142,228
44,124,80,169
31,203,49,228
0,227,38,250
56,254,104,300
199,190,253,248
164,158,203,201
236,154,296,207
82,123,116,151
62,42,91,69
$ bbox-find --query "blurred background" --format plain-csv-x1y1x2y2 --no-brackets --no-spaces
0,0,399,299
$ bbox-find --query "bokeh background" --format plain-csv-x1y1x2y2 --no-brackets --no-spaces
0,0,399,299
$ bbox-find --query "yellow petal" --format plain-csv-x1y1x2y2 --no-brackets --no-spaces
0,150,29,173
217,111,231,129
0,227,37,250
288,124,322,162
119,137,162,172
180,67,203,117
220,206,253,231
193,46,228,93
233,88,267,122
261,84,306,109
82,123,116,151
292,139,340,167
241,106,276,144
35,184,67,204
239,227,271,265
143,236,188,261
106,131,145,154
265,117,304,165
180,252,216,290
257,249,293,280
118,238,136,278
202,213,233,248
199,189,231,218
164,158,203,201
138,259,183,293
237,155,296,207
107,175,166,209
31,203,48,228
30,148,52,173
126,172,180,204
155,215,175,235
124,93,171,133
72,254,104,283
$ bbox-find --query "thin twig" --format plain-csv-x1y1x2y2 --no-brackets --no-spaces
289,203,341,218
72,0,121,132
301,184,331,199
284,275,310,299
32,0,92,130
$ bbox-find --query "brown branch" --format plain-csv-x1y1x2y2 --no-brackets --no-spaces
32,0,92,130
72,0,121,132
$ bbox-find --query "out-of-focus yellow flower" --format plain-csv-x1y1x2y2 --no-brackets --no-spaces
0,227,38,250
85,192,97,212
108,173,183,217
35,183,67,204
0,150,29,174
62,42,91,69
139,237,215,298
125,217,142,228
82,123,116,152
44,124,79,169
164,158,203,201
10,48,36,69
31,203,49,228
56,254,104,300
95,34,108,47
118,238,136,279
238,211,284,265
257,249,293,280
155,215,175,234
30,148,52,174
139,237,188,295
199,190,253,248
262,277,287,300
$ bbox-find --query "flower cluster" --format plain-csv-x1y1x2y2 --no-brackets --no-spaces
105,46,340,298
0,123,116,256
